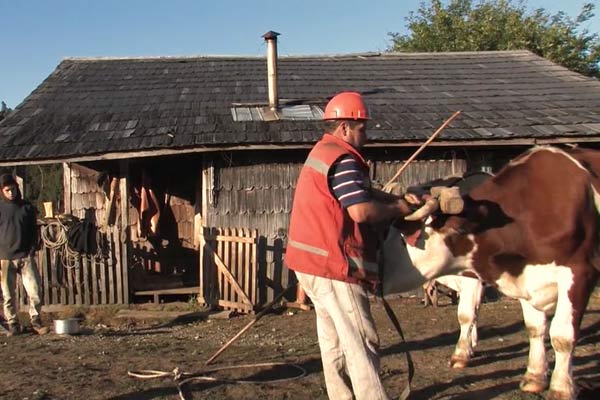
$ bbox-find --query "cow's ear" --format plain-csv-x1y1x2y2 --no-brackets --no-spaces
468,199,513,232
432,214,470,235
461,196,488,220
444,228,476,255
476,203,491,219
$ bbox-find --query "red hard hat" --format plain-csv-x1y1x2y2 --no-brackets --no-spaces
323,91,369,120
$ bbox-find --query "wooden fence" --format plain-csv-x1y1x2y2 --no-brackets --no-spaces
11,223,265,314
199,227,258,313
15,225,129,309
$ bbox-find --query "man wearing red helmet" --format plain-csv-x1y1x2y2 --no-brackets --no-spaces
286,92,412,399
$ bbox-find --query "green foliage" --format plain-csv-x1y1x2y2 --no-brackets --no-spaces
389,0,600,78
23,164,64,213
0,165,64,214
0,102,63,212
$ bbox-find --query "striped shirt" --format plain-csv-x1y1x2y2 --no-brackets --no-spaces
328,155,371,208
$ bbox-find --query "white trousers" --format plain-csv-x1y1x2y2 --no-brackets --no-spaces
1,256,43,325
295,271,389,400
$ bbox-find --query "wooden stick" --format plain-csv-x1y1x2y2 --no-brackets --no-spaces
383,110,462,190
205,284,296,365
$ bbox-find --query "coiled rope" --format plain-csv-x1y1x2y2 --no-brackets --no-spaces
40,219,68,249
128,362,307,400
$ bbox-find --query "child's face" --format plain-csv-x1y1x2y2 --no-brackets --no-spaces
2,184,17,200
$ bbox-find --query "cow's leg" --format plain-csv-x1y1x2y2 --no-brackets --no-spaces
468,280,482,351
546,298,576,400
545,268,597,400
518,299,549,394
449,278,482,368
422,281,433,307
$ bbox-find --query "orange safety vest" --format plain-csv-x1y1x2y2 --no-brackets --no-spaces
285,134,380,287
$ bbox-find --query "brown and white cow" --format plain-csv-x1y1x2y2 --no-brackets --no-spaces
383,146,600,400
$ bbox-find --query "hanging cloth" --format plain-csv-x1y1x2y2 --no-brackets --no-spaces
138,171,161,237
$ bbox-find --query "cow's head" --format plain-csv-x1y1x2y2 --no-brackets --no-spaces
384,194,513,291
381,171,511,294
381,193,472,294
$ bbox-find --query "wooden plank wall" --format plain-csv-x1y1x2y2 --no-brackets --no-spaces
204,154,468,305
373,158,467,191
205,160,299,305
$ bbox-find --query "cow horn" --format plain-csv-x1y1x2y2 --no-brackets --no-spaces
404,197,440,221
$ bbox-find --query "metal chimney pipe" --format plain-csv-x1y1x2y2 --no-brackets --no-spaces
262,31,280,111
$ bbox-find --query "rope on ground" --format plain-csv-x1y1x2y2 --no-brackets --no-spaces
128,362,307,400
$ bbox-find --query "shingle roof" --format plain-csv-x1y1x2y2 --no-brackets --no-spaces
1,50,600,164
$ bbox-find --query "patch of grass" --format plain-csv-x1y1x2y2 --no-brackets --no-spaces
50,305,123,326
56,306,87,320
161,300,205,312
85,305,122,325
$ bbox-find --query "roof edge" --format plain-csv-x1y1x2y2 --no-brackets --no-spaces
2,135,599,166
62,50,535,62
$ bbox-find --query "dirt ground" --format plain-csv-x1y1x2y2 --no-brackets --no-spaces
1,294,600,400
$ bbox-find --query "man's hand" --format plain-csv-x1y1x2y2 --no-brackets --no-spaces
347,197,415,224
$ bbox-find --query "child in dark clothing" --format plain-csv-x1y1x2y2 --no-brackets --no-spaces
0,173,48,335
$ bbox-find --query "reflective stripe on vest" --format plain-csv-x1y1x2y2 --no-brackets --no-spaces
348,256,379,274
288,239,329,257
304,156,329,176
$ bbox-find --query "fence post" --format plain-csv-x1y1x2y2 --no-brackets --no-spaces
119,159,130,304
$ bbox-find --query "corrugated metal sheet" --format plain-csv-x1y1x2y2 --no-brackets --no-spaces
231,104,322,122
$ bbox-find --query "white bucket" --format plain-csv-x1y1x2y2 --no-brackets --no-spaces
54,318,81,335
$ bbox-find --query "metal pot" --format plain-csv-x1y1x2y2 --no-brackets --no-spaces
54,318,81,335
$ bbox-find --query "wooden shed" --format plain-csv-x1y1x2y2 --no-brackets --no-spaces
1,33,600,312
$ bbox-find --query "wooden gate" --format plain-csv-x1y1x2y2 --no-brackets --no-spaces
199,227,258,313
